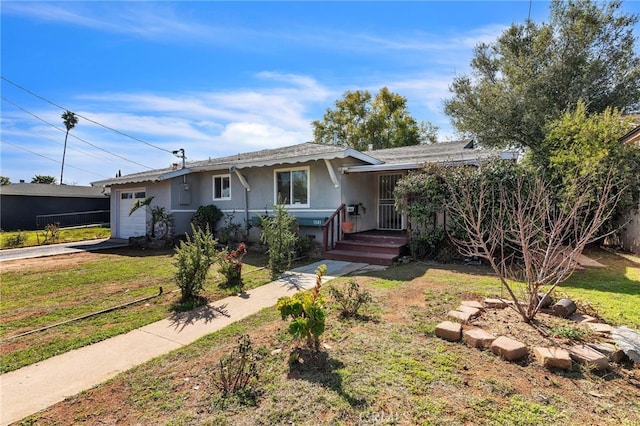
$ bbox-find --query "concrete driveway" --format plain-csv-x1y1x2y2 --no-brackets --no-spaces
0,238,129,262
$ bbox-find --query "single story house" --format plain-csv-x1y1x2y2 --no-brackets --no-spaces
619,123,640,254
0,183,110,231
92,140,517,264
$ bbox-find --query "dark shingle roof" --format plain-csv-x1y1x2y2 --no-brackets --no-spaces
0,183,110,198
367,140,482,164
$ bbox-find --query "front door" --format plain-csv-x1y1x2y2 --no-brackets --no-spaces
377,174,403,230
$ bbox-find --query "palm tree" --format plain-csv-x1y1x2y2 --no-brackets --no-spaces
60,110,78,185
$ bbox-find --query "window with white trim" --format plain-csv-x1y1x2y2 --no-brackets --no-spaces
275,166,309,207
213,174,231,200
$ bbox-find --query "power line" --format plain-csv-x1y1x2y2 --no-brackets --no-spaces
1,96,154,169
1,138,111,179
3,102,121,164
1,76,174,153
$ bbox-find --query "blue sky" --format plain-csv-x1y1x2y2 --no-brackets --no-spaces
2,1,639,186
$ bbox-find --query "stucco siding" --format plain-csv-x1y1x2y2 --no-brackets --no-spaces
342,172,377,232
620,205,640,254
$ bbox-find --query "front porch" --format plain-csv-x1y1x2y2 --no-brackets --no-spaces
323,229,409,266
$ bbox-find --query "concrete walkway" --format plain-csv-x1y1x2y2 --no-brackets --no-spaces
0,260,366,425
0,238,129,262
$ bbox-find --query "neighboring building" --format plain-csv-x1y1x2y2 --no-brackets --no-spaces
92,140,515,255
619,123,640,254
0,183,110,231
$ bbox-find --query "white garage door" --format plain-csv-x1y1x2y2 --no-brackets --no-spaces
118,189,147,238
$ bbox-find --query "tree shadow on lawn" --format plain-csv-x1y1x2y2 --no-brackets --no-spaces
287,348,366,408
169,302,230,332
558,251,640,297
357,259,496,283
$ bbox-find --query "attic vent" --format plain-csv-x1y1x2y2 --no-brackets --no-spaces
463,140,475,149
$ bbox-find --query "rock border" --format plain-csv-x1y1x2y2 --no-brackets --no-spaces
435,297,634,372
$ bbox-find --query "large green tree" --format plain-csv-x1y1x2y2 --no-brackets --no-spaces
31,175,57,184
542,101,640,224
444,0,640,154
313,87,438,151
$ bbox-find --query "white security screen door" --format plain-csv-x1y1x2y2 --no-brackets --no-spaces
377,174,403,230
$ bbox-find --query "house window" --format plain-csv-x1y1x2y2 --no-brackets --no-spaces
275,167,309,207
121,191,146,199
213,175,231,200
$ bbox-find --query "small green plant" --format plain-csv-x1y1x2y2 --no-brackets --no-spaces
329,279,373,318
213,334,260,400
174,225,219,302
260,198,298,278
129,196,174,239
3,230,26,248
191,204,224,233
218,242,247,289
277,264,327,351
550,326,590,341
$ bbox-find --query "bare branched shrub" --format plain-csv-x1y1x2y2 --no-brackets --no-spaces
214,334,259,397
444,164,622,322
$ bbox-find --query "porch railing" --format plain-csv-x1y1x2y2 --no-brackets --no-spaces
322,204,346,253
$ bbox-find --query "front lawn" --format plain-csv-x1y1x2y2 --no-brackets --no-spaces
23,248,640,425
0,247,308,373
0,226,111,249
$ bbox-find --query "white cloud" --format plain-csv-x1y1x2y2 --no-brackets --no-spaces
2,2,216,42
216,122,310,152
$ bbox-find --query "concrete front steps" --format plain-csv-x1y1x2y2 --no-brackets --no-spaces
323,232,409,266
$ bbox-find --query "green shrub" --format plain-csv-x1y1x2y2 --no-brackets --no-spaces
329,279,373,318
191,204,224,234
295,234,314,258
277,264,327,351
260,199,298,278
3,231,26,248
174,225,219,302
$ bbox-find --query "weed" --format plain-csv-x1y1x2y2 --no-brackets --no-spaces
549,326,590,341
38,222,60,244
329,279,373,318
471,395,563,425
480,377,516,397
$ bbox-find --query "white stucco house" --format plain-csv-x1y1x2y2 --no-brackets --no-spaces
92,140,517,264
